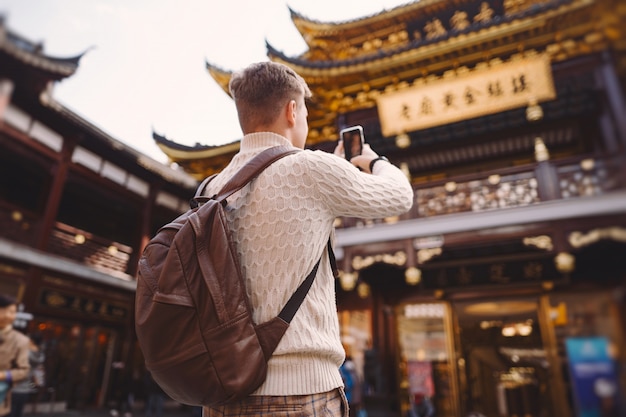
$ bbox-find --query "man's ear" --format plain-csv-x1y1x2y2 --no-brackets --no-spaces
286,100,297,127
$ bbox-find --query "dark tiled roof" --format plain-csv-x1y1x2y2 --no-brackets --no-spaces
269,0,570,69
287,1,417,26
0,17,85,79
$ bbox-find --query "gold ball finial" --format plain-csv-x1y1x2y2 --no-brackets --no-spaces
357,282,370,298
395,133,411,148
405,267,422,285
554,252,575,273
526,98,544,122
534,137,550,162
339,271,358,291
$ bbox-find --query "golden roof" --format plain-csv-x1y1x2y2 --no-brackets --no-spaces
162,0,625,177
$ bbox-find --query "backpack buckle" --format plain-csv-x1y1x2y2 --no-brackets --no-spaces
190,196,211,209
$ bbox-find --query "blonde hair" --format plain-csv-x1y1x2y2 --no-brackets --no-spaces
229,61,311,133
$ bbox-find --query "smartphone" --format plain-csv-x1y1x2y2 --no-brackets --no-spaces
340,125,364,161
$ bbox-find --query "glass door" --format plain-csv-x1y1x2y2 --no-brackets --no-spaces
453,297,554,417
396,302,459,417
547,291,624,417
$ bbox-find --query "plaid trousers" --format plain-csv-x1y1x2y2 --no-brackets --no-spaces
202,388,348,417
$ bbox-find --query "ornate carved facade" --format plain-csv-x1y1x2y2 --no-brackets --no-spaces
0,18,197,411
156,1,626,416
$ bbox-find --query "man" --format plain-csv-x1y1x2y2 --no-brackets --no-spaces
0,294,30,417
202,61,413,417
10,332,45,417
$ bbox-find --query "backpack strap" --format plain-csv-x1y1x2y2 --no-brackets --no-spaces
256,237,337,360
190,174,218,209
194,174,217,198
191,146,299,208
215,146,299,202
278,238,336,323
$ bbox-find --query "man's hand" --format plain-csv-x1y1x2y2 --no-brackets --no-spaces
351,144,380,173
333,142,381,173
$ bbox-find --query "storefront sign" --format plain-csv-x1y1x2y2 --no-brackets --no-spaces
376,55,556,136
422,257,558,290
39,288,128,320
565,337,619,417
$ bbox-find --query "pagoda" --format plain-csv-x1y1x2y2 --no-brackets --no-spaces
157,0,625,180
154,1,626,417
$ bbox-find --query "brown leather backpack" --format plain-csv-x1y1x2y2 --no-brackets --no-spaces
135,146,335,406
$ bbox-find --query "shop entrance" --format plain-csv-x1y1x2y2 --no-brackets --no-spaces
453,297,554,417
26,319,119,411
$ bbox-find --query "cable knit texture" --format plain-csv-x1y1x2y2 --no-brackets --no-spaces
203,132,413,396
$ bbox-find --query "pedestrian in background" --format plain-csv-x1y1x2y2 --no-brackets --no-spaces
109,363,134,417
0,295,30,417
340,356,364,417
200,61,413,417
10,332,45,417
143,371,165,417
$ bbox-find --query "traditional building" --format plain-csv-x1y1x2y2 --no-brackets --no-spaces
156,1,626,416
0,19,197,411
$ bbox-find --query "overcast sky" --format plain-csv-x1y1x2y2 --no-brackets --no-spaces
1,0,408,162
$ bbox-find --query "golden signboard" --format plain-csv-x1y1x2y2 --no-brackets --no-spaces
376,55,556,136
39,288,128,320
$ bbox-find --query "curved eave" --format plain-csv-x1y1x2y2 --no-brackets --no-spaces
0,23,84,79
289,0,446,48
205,61,233,97
38,91,197,190
153,131,240,160
267,18,501,75
269,0,587,77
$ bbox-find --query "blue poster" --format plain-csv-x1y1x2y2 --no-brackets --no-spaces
565,337,619,417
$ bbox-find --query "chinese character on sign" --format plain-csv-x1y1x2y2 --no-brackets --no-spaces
512,74,529,94
488,81,504,97
443,92,457,109
524,262,543,280
489,263,510,283
464,86,481,105
421,97,434,115
424,18,447,39
401,103,413,120
450,10,470,31
474,2,494,23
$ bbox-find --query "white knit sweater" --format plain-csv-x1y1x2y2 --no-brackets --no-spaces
203,132,413,396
